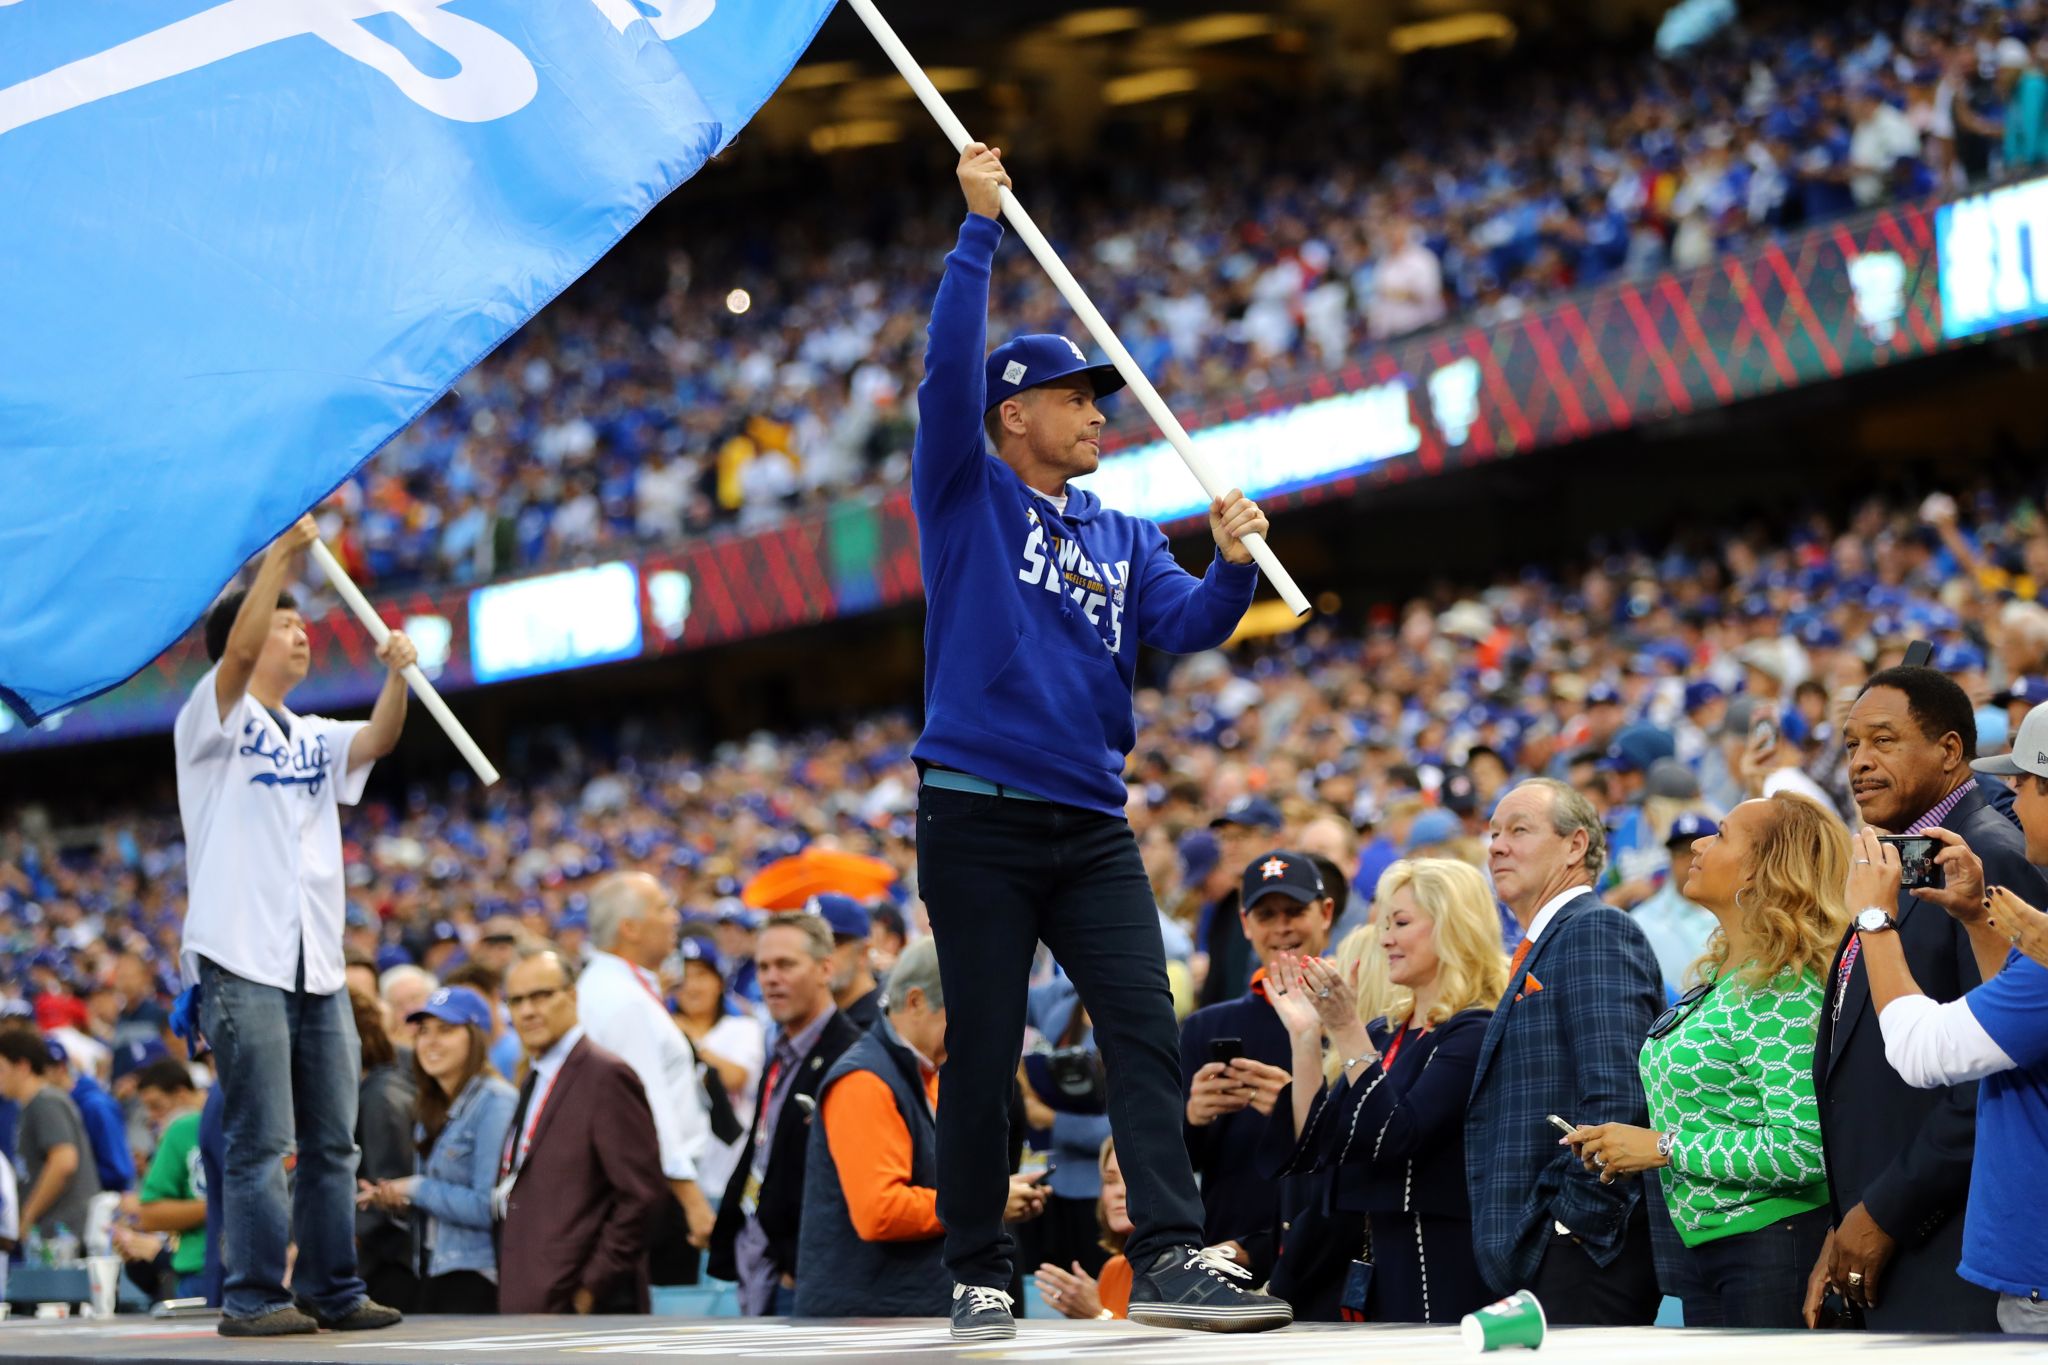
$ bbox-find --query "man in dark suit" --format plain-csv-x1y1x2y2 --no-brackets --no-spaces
1466,778,1663,1323
707,912,860,1315
1807,666,2048,1332
495,950,671,1315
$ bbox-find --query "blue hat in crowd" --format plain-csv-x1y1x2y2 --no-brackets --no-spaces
407,985,494,1031
1239,850,1327,909
1666,811,1717,847
715,901,763,930
676,938,722,976
982,334,1126,415
1603,723,1676,773
1586,682,1624,708
806,893,871,941
374,944,414,972
1997,677,2048,707
1406,808,1464,853
1210,795,1284,831
1178,829,1221,885
1683,680,1724,712
111,1037,168,1082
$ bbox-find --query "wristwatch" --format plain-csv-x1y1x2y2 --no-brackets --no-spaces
1855,907,1899,934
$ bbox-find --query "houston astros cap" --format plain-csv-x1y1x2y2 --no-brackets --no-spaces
983,334,1126,414
1239,850,1327,909
1972,700,2048,781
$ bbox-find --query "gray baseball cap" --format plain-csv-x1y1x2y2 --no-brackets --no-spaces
1971,700,2048,780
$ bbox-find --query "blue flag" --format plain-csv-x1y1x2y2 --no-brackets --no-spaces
0,0,835,725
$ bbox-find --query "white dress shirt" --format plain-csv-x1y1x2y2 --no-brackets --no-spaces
173,665,371,994
1522,885,1591,946
578,951,709,1183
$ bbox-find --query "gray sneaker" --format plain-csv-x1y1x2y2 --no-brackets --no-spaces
303,1297,404,1332
218,1306,320,1338
1126,1246,1293,1333
949,1283,1016,1341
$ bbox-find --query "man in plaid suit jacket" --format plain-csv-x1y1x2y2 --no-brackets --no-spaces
1466,779,1664,1322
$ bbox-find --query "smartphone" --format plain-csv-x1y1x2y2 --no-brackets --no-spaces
1209,1037,1245,1067
1546,1114,1578,1138
1877,834,1945,891
1751,716,1779,751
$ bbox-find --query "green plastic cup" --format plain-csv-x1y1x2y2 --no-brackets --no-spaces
1460,1290,1546,1351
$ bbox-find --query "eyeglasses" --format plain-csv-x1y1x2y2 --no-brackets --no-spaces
505,986,565,1010
1648,979,1716,1040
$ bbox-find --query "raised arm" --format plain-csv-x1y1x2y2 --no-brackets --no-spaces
911,145,1009,519
215,515,319,721
1129,507,1263,655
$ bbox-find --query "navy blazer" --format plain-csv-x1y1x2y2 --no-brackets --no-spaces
1814,781,2046,1331
1463,891,1662,1298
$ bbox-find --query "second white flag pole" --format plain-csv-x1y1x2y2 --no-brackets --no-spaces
842,0,1313,618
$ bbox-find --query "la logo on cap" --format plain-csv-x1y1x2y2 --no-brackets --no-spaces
1060,337,1086,362
1260,857,1290,880
1003,360,1028,384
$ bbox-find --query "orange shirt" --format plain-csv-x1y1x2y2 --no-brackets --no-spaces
1098,1255,1131,1318
818,1065,943,1242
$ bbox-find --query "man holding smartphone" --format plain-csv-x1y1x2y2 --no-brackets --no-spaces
1179,852,1336,1280
1808,666,2048,1331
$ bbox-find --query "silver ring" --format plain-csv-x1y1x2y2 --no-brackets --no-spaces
1846,1271,1864,1287
1593,1153,1608,1168
1854,859,1871,865
1318,988,1333,999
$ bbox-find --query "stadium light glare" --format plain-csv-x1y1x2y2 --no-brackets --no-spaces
1174,13,1276,46
783,61,862,91
1053,8,1143,38
725,288,751,315
808,118,903,153
1103,67,1200,106
1389,12,1516,54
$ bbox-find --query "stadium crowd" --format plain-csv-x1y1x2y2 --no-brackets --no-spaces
312,0,2048,592
6,469,2048,1330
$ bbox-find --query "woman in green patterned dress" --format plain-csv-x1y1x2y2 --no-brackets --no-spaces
1564,793,1849,1326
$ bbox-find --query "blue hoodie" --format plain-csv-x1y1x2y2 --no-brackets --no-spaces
911,214,1257,815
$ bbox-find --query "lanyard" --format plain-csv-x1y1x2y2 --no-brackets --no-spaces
1833,936,1862,1024
501,1068,562,1180
1381,1025,1421,1071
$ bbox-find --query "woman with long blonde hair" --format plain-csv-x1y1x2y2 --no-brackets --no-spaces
1261,858,1509,1323
1567,793,1847,1328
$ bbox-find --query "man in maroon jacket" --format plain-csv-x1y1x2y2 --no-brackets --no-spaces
496,950,670,1314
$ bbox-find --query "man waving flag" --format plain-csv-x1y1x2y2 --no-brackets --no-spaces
0,0,834,726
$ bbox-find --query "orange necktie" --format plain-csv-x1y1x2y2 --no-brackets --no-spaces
1508,937,1532,979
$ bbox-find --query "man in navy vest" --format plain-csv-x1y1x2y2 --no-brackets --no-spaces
911,142,1291,1341
796,938,1044,1317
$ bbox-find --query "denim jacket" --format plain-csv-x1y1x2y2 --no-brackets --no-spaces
411,1074,518,1280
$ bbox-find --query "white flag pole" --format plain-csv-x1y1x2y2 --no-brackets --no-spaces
308,540,501,787
841,0,1313,618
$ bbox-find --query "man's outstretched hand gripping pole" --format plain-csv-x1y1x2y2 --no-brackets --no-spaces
843,0,1312,617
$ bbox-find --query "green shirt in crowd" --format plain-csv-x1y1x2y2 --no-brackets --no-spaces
1640,962,1830,1247
138,1111,206,1276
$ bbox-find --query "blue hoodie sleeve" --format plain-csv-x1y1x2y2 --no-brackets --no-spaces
912,214,1005,520
1129,525,1259,654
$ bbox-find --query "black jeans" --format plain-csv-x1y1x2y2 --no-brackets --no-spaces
1530,1200,1660,1326
1660,1204,1832,1328
918,783,1205,1288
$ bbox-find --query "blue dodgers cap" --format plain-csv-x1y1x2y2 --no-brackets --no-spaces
1683,680,1725,712
1239,850,1326,909
407,985,494,1030
1666,811,1717,846
676,937,723,976
983,334,1126,414
805,893,871,941
1603,722,1677,773
1996,676,2048,707
1405,808,1463,853
1210,795,1284,831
